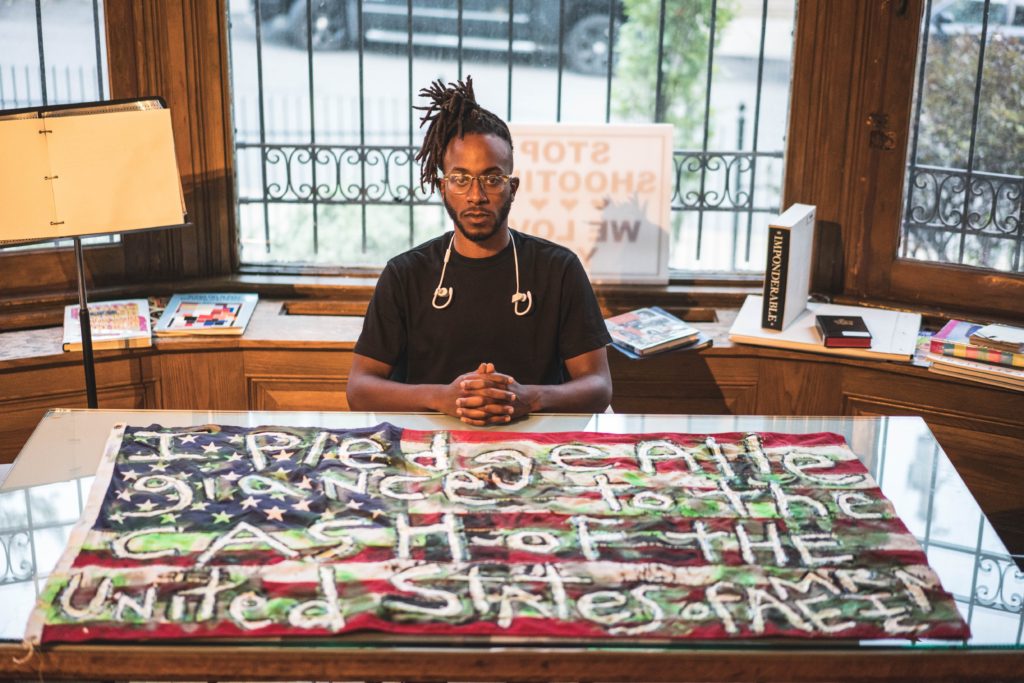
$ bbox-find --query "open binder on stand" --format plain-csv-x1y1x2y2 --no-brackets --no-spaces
0,98,188,407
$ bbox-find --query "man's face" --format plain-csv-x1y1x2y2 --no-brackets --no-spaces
439,132,519,244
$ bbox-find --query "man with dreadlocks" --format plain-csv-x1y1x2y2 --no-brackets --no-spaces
347,76,613,426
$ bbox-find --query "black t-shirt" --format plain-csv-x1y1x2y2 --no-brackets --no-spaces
355,230,611,385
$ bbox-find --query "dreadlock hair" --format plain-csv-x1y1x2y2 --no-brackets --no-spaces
414,75,513,192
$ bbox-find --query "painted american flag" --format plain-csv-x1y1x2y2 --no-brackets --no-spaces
26,423,969,643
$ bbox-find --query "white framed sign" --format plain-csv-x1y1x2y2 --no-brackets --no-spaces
508,123,673,284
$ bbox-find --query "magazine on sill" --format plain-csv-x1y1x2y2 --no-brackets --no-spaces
604,306,700,357
153,293,258,336
62,298,152,352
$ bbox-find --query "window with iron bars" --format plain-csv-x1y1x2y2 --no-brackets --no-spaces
901,0,1024,274
228,0,796,274
0,0,111,250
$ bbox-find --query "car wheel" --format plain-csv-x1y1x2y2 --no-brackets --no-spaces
565,13,612,75
287,0,348,50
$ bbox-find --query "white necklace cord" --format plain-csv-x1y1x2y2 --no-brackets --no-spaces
510,231,533,316
431,232,455,309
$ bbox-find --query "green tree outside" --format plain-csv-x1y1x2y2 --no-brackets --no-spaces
613,0,737,146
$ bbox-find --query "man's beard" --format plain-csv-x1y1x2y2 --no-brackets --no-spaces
444,194,514,243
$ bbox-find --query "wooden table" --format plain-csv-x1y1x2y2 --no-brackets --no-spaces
0,409,1021,681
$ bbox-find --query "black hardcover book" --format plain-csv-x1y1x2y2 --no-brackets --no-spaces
815,315,872,348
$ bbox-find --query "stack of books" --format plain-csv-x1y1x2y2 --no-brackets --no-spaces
926,320,1024,392
62,299,153,352
605,306,712,358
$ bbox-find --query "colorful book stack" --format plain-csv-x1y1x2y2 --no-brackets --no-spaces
926,320,1024,392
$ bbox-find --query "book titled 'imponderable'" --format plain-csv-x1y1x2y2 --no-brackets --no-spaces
761,204,816,331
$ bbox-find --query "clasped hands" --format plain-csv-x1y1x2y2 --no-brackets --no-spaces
446,362,533,426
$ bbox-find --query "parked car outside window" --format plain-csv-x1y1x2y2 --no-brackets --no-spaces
253,0,621,75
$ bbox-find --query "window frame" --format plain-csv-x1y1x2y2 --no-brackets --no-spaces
0,0,236,331
785,0,1023,320
2,0,1021,330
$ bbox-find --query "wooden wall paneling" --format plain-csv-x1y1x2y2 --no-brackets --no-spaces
151,350,247,410
755,358,842,415
244,350,350,411
609,353,760,414
842,369,1024,441
105,0,236,282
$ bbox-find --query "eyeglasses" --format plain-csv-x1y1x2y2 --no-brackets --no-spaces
442,173,512,194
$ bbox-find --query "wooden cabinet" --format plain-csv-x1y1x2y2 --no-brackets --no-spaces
244,349,350,411
608,351,760,414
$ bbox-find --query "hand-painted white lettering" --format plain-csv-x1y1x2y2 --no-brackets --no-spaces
303,430,331,467
497,583,553,627
793,594,856,633
320,469,369,498
833,568,890,593
229,591,273,630
849,592,926,635
769,481,828,518
246,431,301,472
735,521,788,566
404,432,450,471
635,439,699,474
577,590,630,625
746,586,813,634
59,573,113,620
442,470,491,506
662,520,730,563
122,475,193,518
835,491,885,519
705,581,743,634
783,451,864,486
113,586,157,621
703,436,736,479
608,585,665,635
472,448,533,491
893,568,935,613
129,431,207,461
288,565,345,631
509,564,579,620
768,570,841,600
507,530,560,554
395,512,465,561
791,533,854,566
570,515,626,561
698,479,760,516
549,443,613,472
679,601,712,620
239,474,305,499
379,473,431,501
568,473,629,512
172,567,242,621
110,525,180,560
336,437,389,470
741,433,772,474
387,562,463,617
195,521,299,567
630,490,673,511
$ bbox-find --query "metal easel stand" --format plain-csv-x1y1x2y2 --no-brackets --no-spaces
73,236,98,409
